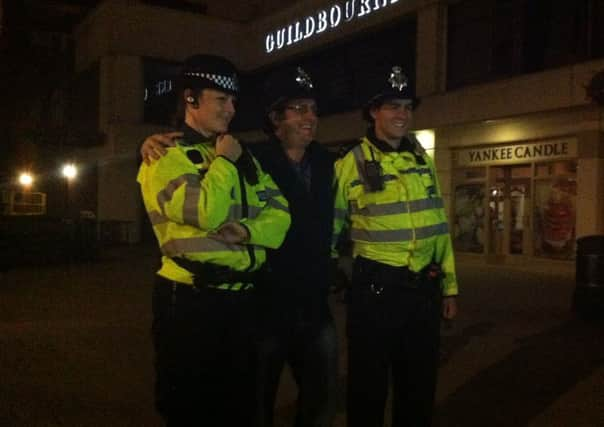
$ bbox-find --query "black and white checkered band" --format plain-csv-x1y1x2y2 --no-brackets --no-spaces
183,72,239,92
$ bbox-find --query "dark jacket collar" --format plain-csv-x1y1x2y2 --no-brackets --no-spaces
366,126,415,153
180,123,214,146
266,134,320,164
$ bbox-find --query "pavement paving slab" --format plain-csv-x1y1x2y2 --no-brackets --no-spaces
1,245,602,427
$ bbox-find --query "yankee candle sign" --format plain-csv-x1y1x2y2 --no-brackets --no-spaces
265,0,401,53
457,139,577,166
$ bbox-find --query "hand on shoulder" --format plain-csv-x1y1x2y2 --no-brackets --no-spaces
141,132,181,164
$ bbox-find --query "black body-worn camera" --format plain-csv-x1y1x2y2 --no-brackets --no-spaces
364,160,384,192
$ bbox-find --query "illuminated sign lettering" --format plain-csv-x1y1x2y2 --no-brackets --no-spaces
144,79,174,102
456,139,577,167
264,0,400,53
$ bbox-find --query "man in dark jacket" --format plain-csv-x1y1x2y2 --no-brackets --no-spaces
252,66,338,427
141,66,339,427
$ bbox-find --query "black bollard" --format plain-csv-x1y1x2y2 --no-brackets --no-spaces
573,235,604,319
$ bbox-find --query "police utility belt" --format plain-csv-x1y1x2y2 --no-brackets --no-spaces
172,257,261,291
354,256,442,295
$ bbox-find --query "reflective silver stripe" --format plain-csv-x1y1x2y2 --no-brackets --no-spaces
256,188,283,201
227,204,269,220
226,200,288,221
148,210,168,226
248,205,262,218
351,227,412,242
157,173,199,212
352,146,366,188
161,237,247,257
399,167,431,175
412,198,443,211
334,208,347,220
351,222,449,242
415,222,449,239
182,181,201,227
265,188,283,198
351,198,444,216
228,204,243,221
266,198,289,213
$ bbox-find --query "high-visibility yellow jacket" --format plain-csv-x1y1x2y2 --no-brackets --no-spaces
333,134,458,296
137,131,290,287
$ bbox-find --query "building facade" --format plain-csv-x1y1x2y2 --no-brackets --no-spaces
71,0,604,271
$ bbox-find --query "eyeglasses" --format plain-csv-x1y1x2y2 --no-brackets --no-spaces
285,103,319,116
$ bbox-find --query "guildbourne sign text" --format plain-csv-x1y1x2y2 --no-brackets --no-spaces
265,0,400,54
456,139,577,167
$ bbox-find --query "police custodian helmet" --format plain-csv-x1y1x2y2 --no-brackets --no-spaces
363,66,420,122
263,65,316,112
181,54,240,96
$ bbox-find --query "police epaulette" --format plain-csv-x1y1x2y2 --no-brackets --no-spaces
407,133,427,157
337,141,361,158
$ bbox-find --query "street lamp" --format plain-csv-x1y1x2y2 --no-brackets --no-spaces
62,163,78,180
18,172,34,188
62,163,78,219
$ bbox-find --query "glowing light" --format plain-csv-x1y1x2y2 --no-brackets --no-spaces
62,164,78,180
414,130,435,158
18,172,34,187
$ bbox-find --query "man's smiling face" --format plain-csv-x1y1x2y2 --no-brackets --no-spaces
371,99,414,145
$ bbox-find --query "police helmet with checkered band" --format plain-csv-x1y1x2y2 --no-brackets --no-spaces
181,54,239,96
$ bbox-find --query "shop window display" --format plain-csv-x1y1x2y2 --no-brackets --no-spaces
453,181,486,253
452,159,576,260
534,177,577,259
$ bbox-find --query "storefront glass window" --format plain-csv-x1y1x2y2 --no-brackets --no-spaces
453,158,577,260
453,168,486,253
534,176,577,259
486,164,532,256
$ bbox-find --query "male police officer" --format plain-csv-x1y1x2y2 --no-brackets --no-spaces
137,54,290,426
252,66,338,427
333,66,458,427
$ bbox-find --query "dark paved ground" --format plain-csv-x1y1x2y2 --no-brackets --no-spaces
1,245,602,427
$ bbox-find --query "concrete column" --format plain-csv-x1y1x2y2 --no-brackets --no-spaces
415,0,447,97
97,55,145,243
97,156,141,243
99,55,144,133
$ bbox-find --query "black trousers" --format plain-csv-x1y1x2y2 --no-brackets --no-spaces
346,259,442,427
255,298,338,427
152,276,256,427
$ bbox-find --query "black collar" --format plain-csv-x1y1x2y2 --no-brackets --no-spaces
180,124,214,146
366,127,415,153
268,134,318,162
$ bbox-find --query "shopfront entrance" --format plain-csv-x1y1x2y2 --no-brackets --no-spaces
488,164,532,258
452,138,578,263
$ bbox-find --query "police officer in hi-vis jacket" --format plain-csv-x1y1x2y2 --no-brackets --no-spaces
137,54,290,427
333,66,458,427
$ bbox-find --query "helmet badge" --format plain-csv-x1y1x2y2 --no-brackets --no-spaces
388,66,408,91
295,67,314,89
